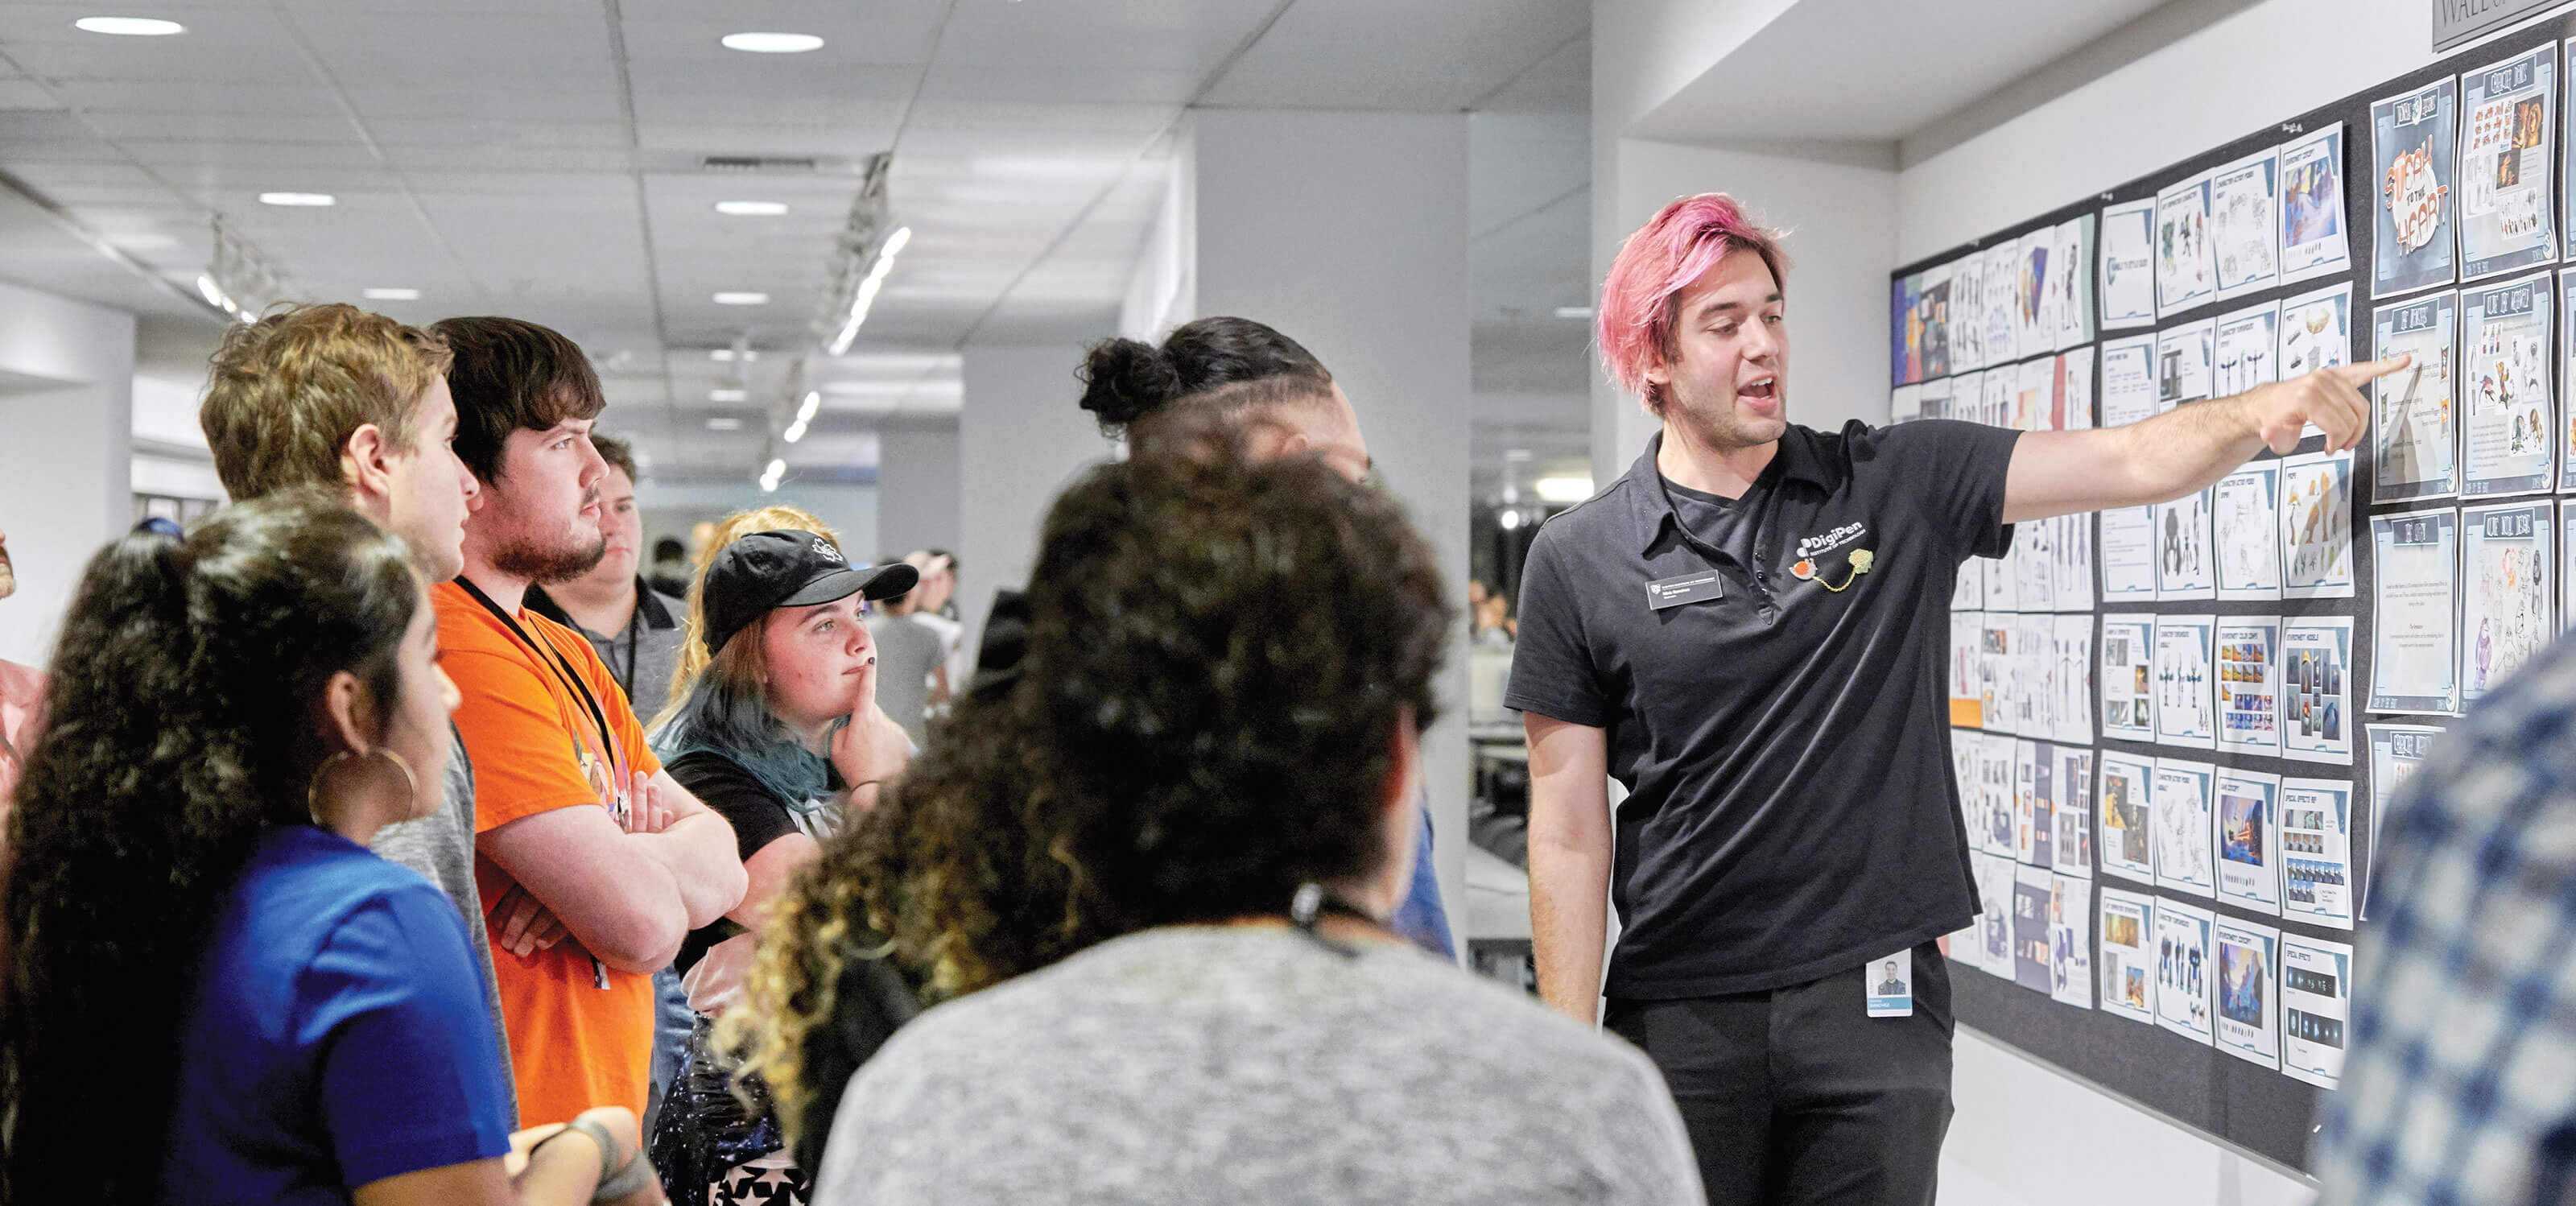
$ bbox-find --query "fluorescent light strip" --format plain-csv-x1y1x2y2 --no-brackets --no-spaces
76,17,184,35
362,287,419,301
712,291,769,306
258,192,335,207
827,225,911,356
721,31,824,53
715,200,789,217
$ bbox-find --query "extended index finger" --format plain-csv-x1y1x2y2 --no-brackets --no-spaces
2327,354,2413,386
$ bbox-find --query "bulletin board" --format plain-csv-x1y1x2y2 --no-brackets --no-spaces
1890,12,2576,1171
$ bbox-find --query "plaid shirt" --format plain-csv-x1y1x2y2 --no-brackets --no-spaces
2315,640,2576,1206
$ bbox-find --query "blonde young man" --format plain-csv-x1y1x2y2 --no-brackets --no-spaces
197,304,514,1113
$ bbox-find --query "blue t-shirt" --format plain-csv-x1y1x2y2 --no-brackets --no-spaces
164,824,514,1203
1390,803,1455,959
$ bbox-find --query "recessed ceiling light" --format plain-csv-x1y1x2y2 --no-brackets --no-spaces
715,200,789,217
74,16,184,35
708,349,759,362
361,287,419,301
706,416,745,431
259,192,335,207
720,31,823,53
712,291,768,305
708,388,748,403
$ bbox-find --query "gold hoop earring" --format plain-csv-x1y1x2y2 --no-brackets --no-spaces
304,747,423,826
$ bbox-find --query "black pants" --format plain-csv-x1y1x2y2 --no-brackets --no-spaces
1604,940,1955,1206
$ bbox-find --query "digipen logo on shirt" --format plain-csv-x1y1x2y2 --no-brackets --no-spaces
1788,522,1876,590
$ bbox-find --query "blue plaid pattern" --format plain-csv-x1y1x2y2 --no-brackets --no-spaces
2315,638,2576,1206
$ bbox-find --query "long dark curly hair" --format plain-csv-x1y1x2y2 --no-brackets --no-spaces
1,491,419,1204
729,450,1453,1159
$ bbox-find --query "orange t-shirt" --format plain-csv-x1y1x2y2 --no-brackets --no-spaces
433,580,664,1126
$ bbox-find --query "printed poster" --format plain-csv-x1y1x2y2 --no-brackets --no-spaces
2279,122,2355,284
2153,896,2217,1044
2062,346,2097,431
2371,291,2460,504
2366,724,2442,844
2100,614,2156,742
2281,935,2355,1088
2460,271,2554,495
2215,301,2282,399
1920,262,1954,378
1982,370,2017,435
1976,733,2017,856
2371,509,2463,715
2154,614,2218,750
2157,171,2218,317
2055,511,2096,613
2103,506,2157,600
2052,741,2095,874
2021,738,2054,868
2279,449,2356,597
2458,47,2557,280
1983,243,2021,366
1892,272,1923,386
2372,77,2462,298
2280,281,2356,378
2017,615,2058,736
2211,147,2281,302
2016,228,2058,357
2283,617,2356,765
2215,461,2283,601
2099,887,2158,1024
2054,613,2095,745
2215,919,2282,1069
1976,850,2017,972
2566,500,2576,632
2013,863,2054,993
2217,617,2283,758
1952,547,1983,610
2016,506,2058,613
2153,758,2218,898
2015,355,2058,432
2102,333,2158,427
2103,199,2157,329
1891,383,1921,425
2158,318,2217,410
2563,269,2576,485
2055,217,2096,349
2098,750,2157,885
2215,769,2283,915
2280,778,2357,929
2050,875,2094,1009
1950,611,1984,727
2461,500,2554,705
2154,488,2216,601
1951,253,1988,372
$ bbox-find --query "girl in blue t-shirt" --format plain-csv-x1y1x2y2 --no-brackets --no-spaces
0,493,657,1206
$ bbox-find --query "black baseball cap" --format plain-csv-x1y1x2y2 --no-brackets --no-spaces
703,530,917,655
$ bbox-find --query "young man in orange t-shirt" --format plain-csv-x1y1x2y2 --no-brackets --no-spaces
434,316,746,1126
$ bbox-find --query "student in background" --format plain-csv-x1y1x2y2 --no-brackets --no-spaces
0,522,43,807
646,531,914,1205
861,570,944,748
196,302,513,1112
0,494,654,1205
1073,316,1455,958
527,433,687,718
646,538,691,600
432,315,745,1126
753,453,1700,1204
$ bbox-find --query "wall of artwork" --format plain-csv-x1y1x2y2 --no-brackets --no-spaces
1893,8,2576,1171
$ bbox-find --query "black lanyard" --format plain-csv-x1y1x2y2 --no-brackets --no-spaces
455,576,617,766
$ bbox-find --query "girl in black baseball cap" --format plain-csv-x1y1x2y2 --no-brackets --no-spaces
645,528,914,1206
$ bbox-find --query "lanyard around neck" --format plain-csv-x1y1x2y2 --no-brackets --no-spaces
455,576,617,764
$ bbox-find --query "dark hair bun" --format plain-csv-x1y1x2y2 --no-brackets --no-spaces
1077,337,1184,426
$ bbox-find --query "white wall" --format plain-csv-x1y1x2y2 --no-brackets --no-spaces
0,281,135,668
1943,1030,2314,1206
874,424,961,562
956,341,1118,646
1188,107,1476,956
634,481,878,565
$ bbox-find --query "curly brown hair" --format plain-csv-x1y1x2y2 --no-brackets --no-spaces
1,492,419,1202
728,450,1452,1160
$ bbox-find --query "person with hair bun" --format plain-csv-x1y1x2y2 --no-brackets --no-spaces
1513,192,2413,1202
774,452,1701,1204
0,492,655,1205
1071,316,1455,959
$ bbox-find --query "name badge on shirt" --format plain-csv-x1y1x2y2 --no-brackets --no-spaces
1645,571,1725,610
1867,950,1913,1018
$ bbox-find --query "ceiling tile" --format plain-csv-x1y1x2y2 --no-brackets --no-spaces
1202,0,1587,110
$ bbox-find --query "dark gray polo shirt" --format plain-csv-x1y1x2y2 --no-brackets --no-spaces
1507,419,2019,999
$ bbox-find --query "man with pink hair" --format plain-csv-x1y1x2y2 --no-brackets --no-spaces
1509,192,2400,1204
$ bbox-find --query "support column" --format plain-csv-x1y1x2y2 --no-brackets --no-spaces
873,421,961,560
954,341,1116,649
1186,107,1475,956
0,281,136,667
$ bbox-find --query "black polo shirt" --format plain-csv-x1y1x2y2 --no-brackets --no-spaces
1507,419,2020,999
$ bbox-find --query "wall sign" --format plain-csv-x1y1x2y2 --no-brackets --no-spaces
2435,0,2570,52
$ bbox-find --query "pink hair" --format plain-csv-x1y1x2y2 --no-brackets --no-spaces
1597,193,1790,403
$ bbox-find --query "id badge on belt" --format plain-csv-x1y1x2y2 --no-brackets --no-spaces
1866,950,1914,1018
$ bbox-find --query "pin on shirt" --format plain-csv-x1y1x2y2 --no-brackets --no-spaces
1790,547,1876,592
